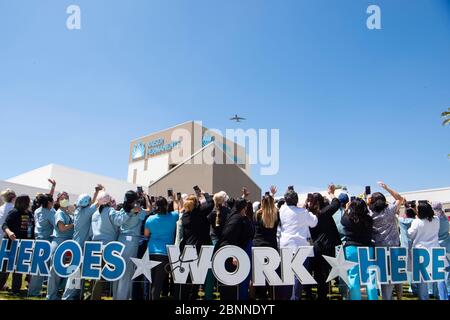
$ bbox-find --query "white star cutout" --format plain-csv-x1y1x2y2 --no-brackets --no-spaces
323,246,358,286
130,249,162,284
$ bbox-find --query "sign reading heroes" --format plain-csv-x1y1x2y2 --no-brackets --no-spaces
0,240,447,286
0,239,126,281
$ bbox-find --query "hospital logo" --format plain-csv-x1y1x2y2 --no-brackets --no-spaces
132,143,146,160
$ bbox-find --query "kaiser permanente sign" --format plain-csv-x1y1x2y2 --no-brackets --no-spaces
0,239,447,287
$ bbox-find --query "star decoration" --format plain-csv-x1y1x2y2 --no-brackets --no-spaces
130,249,162,284
323,246,358,286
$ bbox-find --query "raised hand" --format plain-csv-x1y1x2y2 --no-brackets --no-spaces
377,181,387,190
270,185,277,196
48,179,56,186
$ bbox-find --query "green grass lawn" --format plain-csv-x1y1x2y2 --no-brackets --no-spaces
0,274,427,300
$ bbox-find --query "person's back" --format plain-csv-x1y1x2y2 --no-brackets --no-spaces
370,203,400,247
35,207,55,240
309,198,341,251
91,206,119,244
73,204,97,246
409,217,440,249
341,213,373,247
279,204,318,248
146,211,179,255
253,212,279,249
181,194,214,250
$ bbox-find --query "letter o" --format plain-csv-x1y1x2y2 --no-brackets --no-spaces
212,245,250,286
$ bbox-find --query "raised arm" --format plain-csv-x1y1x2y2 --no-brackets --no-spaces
378,182,405,210
92,184,104,204
199,192,214,215
48,179,57,197
145,195,152,213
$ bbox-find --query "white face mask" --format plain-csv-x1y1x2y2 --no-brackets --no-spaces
59,199,70,208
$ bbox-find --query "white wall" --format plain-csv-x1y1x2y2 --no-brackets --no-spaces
7,164,137,203
128,153,170,187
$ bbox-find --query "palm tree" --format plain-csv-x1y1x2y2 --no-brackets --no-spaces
441,108,450,126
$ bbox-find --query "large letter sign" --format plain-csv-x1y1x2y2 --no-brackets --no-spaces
0,239,125,281
0,240,447,286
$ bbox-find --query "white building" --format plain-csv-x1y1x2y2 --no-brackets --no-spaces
4,163,137,203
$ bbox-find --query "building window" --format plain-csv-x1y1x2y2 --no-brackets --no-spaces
133,169,137,184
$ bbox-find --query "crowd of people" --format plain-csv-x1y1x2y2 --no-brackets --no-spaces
0,180,449,300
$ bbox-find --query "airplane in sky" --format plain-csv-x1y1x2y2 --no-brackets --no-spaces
230,114,246,122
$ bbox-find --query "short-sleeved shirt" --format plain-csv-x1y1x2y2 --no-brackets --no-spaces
73,204,97,246
145,212,179,255
53,209,74,240
369,203,400,247
34,207,56,240
91,207,120,244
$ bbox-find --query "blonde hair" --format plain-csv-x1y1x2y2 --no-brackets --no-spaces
258,196,278,228
183,195,198,213
213,191,227,227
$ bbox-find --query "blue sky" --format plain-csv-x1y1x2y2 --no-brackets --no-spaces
0,0,449,195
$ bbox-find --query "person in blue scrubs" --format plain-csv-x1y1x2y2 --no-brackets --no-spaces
114,190,150,300
28,194,56,297
144,196,179,300
46,195,74,300
89,191,121,300
62,185,102,300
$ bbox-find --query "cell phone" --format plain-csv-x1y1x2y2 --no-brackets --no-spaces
177,192,182,200
137,186,143,194
167,189,173,198
365,186,371,195
288,185,294,191
193,185,200,193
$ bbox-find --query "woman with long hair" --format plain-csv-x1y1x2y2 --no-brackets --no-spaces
204,191,230,300
177,188,214,300
253,187,279,300
341,198,378,300
408,202,448,300
306,185,341,300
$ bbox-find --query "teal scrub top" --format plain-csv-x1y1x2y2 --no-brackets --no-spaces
73,204,97,246
118,209,147,238
53,209,74,240
145,211,179,255
34,207,56,241
91,206,122,244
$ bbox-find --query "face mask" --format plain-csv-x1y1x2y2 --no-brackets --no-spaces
59,199,70,208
